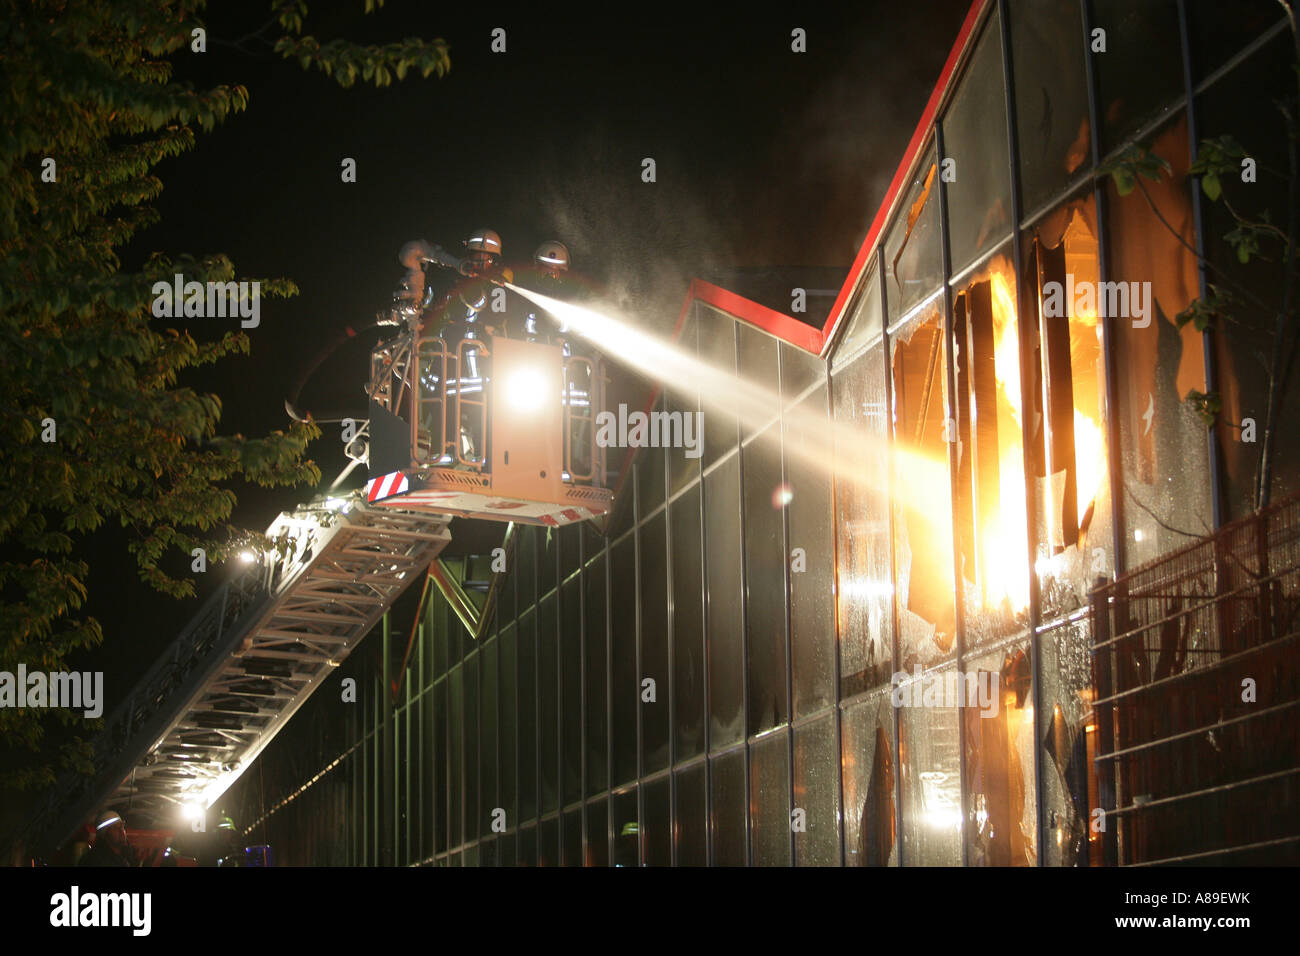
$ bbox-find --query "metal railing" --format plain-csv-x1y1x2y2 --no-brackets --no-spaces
562,353,606,485
1089,493,1300,865
402,331,609,487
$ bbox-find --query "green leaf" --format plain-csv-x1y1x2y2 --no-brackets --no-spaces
1201,172,1221,201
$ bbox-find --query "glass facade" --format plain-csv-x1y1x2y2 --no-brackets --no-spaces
225,0,1295,866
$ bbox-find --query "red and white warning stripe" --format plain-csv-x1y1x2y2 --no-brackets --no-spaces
365,471,410,502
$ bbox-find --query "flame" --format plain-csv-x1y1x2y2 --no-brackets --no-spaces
1072,409,1104,526
976,248,1107,611
983,262,1030,612
1064,211,1106,528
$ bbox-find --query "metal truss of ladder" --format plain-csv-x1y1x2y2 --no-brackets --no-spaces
27,496,451,853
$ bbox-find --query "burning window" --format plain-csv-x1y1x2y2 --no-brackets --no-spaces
950,253,1031,621
1025,200,1110,615
890,303,957,660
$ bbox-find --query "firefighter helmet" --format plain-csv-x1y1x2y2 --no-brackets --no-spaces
533,240,570,276
464,228,502,257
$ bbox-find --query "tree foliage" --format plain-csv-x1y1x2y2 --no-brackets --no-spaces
0,0,449,789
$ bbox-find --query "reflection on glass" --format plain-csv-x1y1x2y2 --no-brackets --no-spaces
832,264,882,372
950,250,1031,638
1011,0,1090,215
794,713,840,865
710,749,747,865
1106,115,1211,567
750,732,791,865
890,304,957,664
898,687,961,866
787,387,836,717
834,344,895,696
942,10,1011,271
885,146,944,319
1093,0,1183,154
842,694,897,867
962,646,1037,866
706,455,745,747
1026,198,1113,617
676,763,708,866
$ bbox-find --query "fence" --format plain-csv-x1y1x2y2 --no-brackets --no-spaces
1090,494,1300,865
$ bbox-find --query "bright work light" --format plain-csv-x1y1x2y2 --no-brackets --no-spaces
504,367,548,413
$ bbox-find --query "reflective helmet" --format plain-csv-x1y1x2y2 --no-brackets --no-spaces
533,240,570,275
464,228,502,256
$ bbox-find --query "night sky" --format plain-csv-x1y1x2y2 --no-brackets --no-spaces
71,0,973,714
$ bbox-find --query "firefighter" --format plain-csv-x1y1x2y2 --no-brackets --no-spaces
215,812,242,866
79,810,135,867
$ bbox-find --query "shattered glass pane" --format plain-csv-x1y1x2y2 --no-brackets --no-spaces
842,691,898,866
890,303,959,667
885,145,943,321
962,642,1037,866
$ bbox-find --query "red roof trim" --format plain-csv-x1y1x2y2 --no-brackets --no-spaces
607,0,991,517
819,0,990,354
688,278,823,354
673,0,991,358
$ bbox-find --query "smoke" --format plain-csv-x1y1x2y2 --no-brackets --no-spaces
532,129,733,339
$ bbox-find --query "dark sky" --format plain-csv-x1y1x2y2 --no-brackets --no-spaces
74,0,973,708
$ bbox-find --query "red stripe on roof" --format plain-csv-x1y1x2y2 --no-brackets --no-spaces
819,0,990,353
688,278,824,354
673,0,991,358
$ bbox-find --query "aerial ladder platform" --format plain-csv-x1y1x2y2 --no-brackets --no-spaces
25,231,613,856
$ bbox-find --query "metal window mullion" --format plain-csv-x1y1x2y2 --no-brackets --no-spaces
578,525,588,865
733,327,754,867
418,625,425,862
697,313,715,866
556,543,563,858
935,116,970,869
1177,0,1226,530
510,551,520,865
996,0,1047,867
664,412,678,868
828,339,848,867
531,548,541,859
404,666,411,865
605,520,615,867
633,460,645,867
1081,0,1127,582
778,348,797,866
878,244,905,870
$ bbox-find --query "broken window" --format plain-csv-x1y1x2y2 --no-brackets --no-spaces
890,303,957,664
1025,197,1114,617
949,251,1031,640
963,644,1037,866
885,146,944,319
